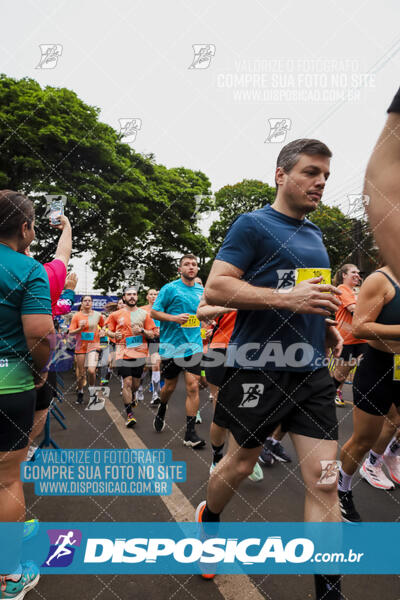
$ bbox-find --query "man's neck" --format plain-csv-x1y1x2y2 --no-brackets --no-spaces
180,276,195,287
271,197,306,221
126,305,138,312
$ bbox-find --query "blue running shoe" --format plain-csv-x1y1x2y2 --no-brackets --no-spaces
0,561,40,599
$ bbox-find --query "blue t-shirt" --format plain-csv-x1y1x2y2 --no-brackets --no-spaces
216,205,330,372
152,279,204,358
0,244,52,393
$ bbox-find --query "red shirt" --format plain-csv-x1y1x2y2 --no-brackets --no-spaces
43,259,67,315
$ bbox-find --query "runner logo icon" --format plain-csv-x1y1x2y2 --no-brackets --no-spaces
238,384,264,408
276,269,295,293
42,529,82,567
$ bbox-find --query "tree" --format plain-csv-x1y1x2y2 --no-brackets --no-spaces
0,75,212,290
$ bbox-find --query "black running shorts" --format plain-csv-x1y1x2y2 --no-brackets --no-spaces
0,389,36,451
214,367,337,448
117,358,145,380
353,346,400,416
203,348,227,388
161,353,203,380
339,343,368,362
36,371,57,411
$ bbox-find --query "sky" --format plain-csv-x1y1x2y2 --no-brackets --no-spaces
1,0,399,292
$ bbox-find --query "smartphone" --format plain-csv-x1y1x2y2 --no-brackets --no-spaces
49,199,64,225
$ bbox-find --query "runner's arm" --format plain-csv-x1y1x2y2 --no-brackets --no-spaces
352,273,400,339
22,314,55,373
151,309,181,323
52,215,72,267
366,110,400,281
196,298,235,322
204,259,341,316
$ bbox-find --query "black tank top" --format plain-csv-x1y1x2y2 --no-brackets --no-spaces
375,271,400,325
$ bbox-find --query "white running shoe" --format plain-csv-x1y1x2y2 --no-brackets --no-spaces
136,388,144,402
248,461,264,482
359,460,395,490
383,455,400,485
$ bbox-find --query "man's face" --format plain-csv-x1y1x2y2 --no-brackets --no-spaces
147,290,158,304
82,296,92,309
276,154,330,215
124,291,138,306
179,259,198,281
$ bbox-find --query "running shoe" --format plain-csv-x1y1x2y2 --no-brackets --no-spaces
383,455,400,484
259,446,275,466
23,519,39,541
359,460,395,490
338,490,362,523
0,561,40,599
248,461,264,482
125,413,137,428
26,444,38,462
153,403,167,432
150,395,161,406
76,391,84,405
136,388,144,403
195,410,202,424
195,501,215,580
335,390,345,407
264,439,292,463
209,462,217,474
183,429,206,449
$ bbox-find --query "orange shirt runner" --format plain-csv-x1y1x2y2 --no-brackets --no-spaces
209,311,237,349
335,284,366,346
106,308,157,360
69,311,105,354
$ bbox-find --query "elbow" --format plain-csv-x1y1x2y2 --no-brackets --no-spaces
204,283,221,306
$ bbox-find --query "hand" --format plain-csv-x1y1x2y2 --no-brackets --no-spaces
282,277,342,317
49,214,71,230
115,331,123,341
325,326,343,358
65,272,78,290
99,327,107,337
131,324,142,336
174,313,190,325
34,371,48,389
205,328,214,340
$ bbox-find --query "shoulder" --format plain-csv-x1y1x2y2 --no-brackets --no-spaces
304,217,323,235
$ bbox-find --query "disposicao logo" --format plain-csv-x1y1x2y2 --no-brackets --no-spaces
42,529,82,568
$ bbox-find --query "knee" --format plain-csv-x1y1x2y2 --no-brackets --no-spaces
186,381,199,396
233,457,256,479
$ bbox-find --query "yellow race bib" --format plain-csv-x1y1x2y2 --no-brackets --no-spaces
181,315,200,328
295,268,331,286
393,355,400,381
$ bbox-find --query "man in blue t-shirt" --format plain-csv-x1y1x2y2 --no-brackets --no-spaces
196,140,344,599
151,254,205,448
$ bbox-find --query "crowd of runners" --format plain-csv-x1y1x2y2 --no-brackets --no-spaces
0,86,400,600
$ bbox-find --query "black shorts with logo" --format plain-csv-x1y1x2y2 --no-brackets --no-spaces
117,358,146,380
214,367,337,448
353,346,400,416
161,353,203,380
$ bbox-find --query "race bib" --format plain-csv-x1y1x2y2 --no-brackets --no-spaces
296,268,331,286
200,328,206,339
100,336,108,345
81,332,95,341
181,315,200,328
393,355,400,381
126,335,143,349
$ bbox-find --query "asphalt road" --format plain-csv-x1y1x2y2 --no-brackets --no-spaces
24,371,400,600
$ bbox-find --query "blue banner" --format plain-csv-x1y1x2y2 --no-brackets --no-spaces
73,295,119,311
3,522,399,574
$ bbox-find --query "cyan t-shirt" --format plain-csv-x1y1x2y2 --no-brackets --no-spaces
216,205,330,372
152,279,203,358
0,245,52,393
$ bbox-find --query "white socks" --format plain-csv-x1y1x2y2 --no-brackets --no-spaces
384,436,400,457
338,468,353,492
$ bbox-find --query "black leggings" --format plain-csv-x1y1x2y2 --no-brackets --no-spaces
0,389,36,451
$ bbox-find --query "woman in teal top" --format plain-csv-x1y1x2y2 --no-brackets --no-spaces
0,190,53,597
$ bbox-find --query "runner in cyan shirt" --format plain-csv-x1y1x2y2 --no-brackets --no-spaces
195,139,344,599
151,254,205,448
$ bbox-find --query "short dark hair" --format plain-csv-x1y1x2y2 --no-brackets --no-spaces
179,254,197,266
276,139,332,184
0,190,35,237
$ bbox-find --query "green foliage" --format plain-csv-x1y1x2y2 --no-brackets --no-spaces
0,75,212,291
